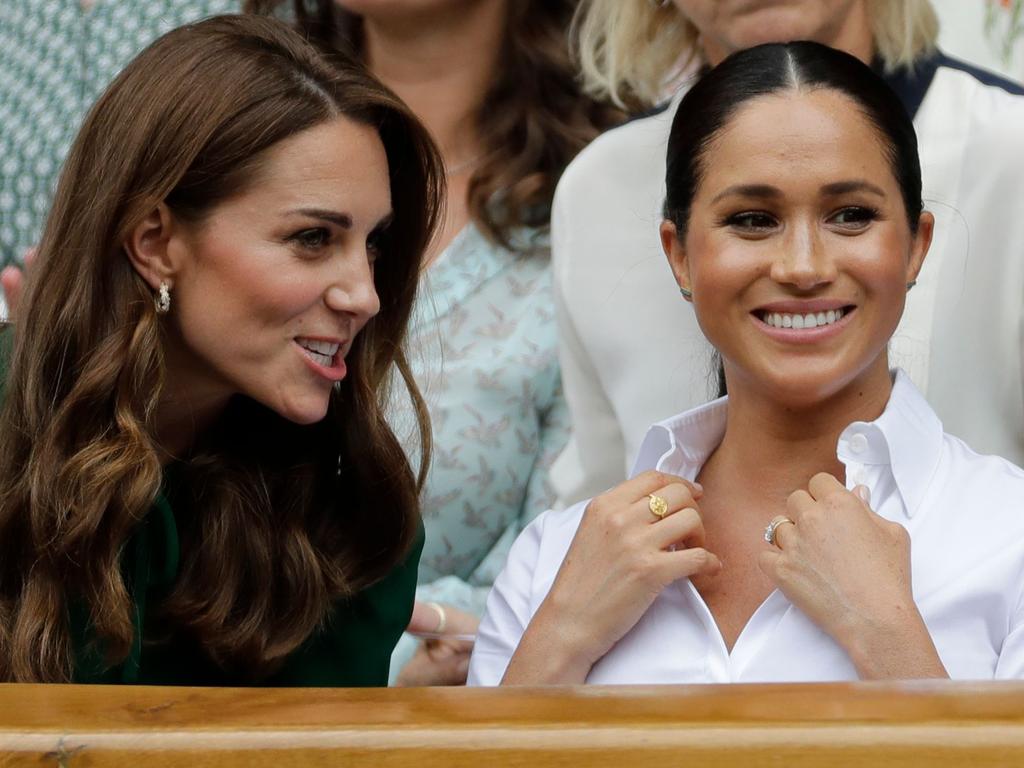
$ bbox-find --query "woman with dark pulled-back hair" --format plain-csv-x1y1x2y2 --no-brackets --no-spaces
247,0,622,685
470,42,1024,685
0,14,444,685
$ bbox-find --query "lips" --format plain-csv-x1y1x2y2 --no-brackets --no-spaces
294,336,350,382
751,300,857,337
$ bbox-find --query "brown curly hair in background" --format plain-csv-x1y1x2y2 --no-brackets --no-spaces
246,0,623,251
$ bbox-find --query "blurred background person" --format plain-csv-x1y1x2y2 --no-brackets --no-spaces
0,0,238,272
549,0,1024,510
247,0,622,685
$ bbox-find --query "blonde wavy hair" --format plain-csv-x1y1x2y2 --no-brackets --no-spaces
573,0,940,108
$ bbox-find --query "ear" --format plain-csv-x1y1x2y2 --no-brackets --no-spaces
660,219,692,301
123,203,183,292
906,210,934,285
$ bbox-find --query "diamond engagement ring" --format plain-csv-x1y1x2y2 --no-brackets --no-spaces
764,515,795,548
648,493,669,520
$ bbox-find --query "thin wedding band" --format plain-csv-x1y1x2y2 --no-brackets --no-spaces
764,515,795,549
648,493,669,520
426,601,447,634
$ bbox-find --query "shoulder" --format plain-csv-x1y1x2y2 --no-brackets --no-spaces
930,53,1024,97
918,53,1024,145
940,432,1024,491
553,98,679,212
932,432,1024,534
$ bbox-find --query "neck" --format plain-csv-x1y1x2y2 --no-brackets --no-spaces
153,340,230,464
702,4,875,67
701,358,893,504
362,2,505,164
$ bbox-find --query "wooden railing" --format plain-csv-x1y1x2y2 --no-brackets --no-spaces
2,681,1024,766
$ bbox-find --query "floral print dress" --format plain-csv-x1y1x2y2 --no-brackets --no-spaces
388,224,570,682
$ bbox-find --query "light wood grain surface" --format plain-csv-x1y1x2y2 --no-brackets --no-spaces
2,681,1024,766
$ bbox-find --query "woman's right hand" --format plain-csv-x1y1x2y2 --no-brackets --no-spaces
502,470,721,684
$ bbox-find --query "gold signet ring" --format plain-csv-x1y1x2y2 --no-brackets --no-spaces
648,493,669,520
764,515,795,549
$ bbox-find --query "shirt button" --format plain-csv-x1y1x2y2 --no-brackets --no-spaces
849,433,868,454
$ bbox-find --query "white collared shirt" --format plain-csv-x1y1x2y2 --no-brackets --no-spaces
468,372,1024,685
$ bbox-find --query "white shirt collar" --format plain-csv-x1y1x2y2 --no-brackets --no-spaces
629,370,944,519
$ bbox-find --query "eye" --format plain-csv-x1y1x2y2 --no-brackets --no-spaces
289,227,332,251
828,206,878,231
723,211,778,232
366,226,390,264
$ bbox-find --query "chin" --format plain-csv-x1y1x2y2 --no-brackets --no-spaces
737,358,864,409
274,393,332,426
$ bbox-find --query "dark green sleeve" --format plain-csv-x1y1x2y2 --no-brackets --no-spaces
268,521,425,687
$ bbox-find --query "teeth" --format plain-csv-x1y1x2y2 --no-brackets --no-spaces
298,338,340,356
303,349,332,366
297,338,340,367
762,308,845,329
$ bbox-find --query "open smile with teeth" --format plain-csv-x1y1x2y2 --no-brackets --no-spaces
297,338,341,366
757,307,852,330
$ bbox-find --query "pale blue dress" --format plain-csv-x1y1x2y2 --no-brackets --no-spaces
388,224,570,682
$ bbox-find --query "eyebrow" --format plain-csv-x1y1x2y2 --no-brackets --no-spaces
289,208,353,228
820,180,887,198
710,184,782,205
710,179,888,204
371,212,395,232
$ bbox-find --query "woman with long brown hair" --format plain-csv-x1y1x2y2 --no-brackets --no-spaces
0,14,444,685
247,0,622,685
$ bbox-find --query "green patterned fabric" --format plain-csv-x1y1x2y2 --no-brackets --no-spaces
0,0,239,267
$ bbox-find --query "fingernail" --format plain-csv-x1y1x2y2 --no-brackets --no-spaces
855,485,871,503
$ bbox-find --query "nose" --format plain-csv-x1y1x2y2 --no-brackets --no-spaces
769,221,837,291
324,252,381,321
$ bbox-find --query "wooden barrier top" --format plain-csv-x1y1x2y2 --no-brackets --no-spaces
3,681,1024,767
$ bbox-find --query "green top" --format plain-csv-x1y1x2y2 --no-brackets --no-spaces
70,482,423,686
0,326,422,686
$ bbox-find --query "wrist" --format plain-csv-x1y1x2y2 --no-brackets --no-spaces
501,594,604,685
840,602,947,680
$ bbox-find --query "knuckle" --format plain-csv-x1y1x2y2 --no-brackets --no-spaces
610,509,633,532
687,547,709,570
641,469,665,485
680,506,702,532
887,520,910,543
810,471,833,486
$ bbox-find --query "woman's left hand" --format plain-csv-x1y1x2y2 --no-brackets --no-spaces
759,472,947,679
394,601,479,687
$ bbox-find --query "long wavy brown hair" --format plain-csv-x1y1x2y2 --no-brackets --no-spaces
246,0,622,250
0,15,444,683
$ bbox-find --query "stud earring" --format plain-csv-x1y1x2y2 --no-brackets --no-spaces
155,281,171,314
679,287,693,300
906,280,917,292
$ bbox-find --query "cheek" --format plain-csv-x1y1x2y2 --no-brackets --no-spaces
175,249,326,357
686,230,761,311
